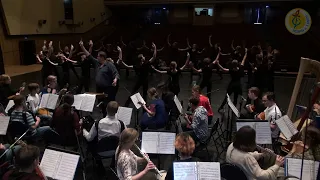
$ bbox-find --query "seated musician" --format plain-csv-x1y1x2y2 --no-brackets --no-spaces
157,83,179,119
26,83,40,114
243,87,265,119
226,126,285,180
0,74,24,107
140,87,168,130
2,145,42,180
10,95,51,139
51,94,81,146
191,85,213,124
260,92,282,141
0,143,21,165
183,96,208,143
286,125,320,161
40,75,58,95
166,132,200,180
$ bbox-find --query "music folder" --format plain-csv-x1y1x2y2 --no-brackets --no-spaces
40,148,80,180
285,158,319,180
0,116,10,135
174,95,183,114
173,162,221,180
130,93,146,109
141,132,176,154
5,100,14,113
39,94,59,110
227,94,240,118
117,106,132,125
236,120,272,144
275,115,298,141
72,94,96,112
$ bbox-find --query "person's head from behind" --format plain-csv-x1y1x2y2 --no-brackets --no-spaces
233,126,256,152
63,94,74,105
97,51,107,64
107,101,119,116
172,42,178,48
191,85,201,97
156,82,168,94
262,92,275,108
248,87,260,100
0,74,11,85
47,75,57,88
235,46,241,52
118,128,139,150
80,54,87,61
214,43,220,50
28,83,40,95
147,87,158,99
203,58,211,66
175,132,195,158
231,60,239,70
192,44,197,50
189,96,200,111
256,54,263,64
14,95,25,108
138,54,145,63
15,145,40,171
64,46,70,53
169,61,177,70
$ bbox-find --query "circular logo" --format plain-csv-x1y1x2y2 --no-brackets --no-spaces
285,8,312,35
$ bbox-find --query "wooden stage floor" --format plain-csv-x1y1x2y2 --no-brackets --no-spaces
4,64,42,77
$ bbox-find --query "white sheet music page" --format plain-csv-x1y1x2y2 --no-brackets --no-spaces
236,122,256,131
0,116,10,135
174,95,183,114
173,162,197,180
227,94,240,117
72,94,84,110
255,121,272,144
54,152,80,180
46,94,59,110
197,162,221,180
136,93,146,105
283,115,298,136
80,94,96,112
5,100,14,113
141,132,158,154
276,115,294,140
159,132,176,154
39,94,49,109
130,93,141,109
40,149,61,178
286,158,315,180
117,107,132,125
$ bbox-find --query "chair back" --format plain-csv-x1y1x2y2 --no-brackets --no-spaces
220,163,247,180
97,136,119,153
7,121,30,139
204,118,219,144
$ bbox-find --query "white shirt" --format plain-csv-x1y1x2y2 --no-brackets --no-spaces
27,94,40,114
83,114,126,142
264,103,282,138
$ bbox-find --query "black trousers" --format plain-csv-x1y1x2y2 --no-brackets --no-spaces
77,76,90,93
125,79,148,107
96,85,117,117
219,82,242,110
200,80,212,101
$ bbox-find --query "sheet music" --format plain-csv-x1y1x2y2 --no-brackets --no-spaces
227,94,240,118
283,115,299,136
159,132,176,154
117,107,132,125
286,158,319,180
174,95,183,114
236,122,256,131
80,94,96,112
141,132,158,154
255,121,272,144
5,100,14,113
72,94,84,110
173,162,197,180
40,149,79,180
47,94,59,110
130,93,142,109
39,94,49,109
197,162,221,180
0,116,10,135
276,115,297,140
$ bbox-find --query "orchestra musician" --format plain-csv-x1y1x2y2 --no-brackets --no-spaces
116,128,156,180
0,74,25,107
243,87,265,119
191,85,213,125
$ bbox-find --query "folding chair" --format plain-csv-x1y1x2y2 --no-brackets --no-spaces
220,162,247,180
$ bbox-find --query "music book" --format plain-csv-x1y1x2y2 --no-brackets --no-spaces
174,95,183,114
275,115,298,140
227,94,240,118
285,158,319,180
39,94,59,110
173,162,221,180
72,94,96,112
40,149,80,180
236,120,272,144
117,106,132,125
0,116,10,135
130,93,146,109
141,132,175,154
5,100,14,113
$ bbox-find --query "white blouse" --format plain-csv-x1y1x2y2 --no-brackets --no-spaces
116,148,139,180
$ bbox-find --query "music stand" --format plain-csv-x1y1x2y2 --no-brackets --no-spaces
226,94,240,141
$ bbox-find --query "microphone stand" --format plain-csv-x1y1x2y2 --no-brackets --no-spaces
0,129,30,160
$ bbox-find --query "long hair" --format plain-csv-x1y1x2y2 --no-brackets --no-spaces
175,133,195,157
61,94,74,116
148,87,159,99
116,128,139,164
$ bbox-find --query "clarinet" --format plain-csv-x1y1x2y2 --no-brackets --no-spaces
134,144,162,177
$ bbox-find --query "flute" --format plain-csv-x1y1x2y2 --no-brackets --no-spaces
134,144,162,177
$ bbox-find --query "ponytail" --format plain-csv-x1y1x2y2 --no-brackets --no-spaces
115,143,123,165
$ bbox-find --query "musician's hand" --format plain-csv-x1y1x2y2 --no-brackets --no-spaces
112,79,117,86
292,141,306,154
0,143,5,150
36,116,41,123
275,155,285,166
143,162,155,173
20,86,25,92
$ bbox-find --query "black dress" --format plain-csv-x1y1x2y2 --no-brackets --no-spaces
167,69,181,95
200,64,214,100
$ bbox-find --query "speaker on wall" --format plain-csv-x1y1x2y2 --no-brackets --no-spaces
19,40,36,65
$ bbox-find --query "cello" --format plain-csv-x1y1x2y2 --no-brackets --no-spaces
280,57,320,153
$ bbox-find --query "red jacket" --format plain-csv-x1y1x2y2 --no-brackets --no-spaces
199,94,213,117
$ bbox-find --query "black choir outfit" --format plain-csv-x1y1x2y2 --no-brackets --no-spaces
167,69,181,96
199,63,214,101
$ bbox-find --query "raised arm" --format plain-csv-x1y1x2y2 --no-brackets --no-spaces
68,44,74,58
149,43,157,63
116,46,123,65
216,60,229,72
47,58,58,66
209,35,213,47
121,61,133,69
58,41,63,52
180,52,190,70
42,40,47,51
240,48,248,66
48,41,54,57
120,36,127,47
88,40,93,54
191,65,201,73
198,48,205,54
79,40,91,57
167,34,172,47
36,53,42,63
65,57,77,64
231,39,235,51
151,65,167,74
186,38,191,48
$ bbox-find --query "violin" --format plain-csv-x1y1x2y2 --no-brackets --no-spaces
256,112,266,120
